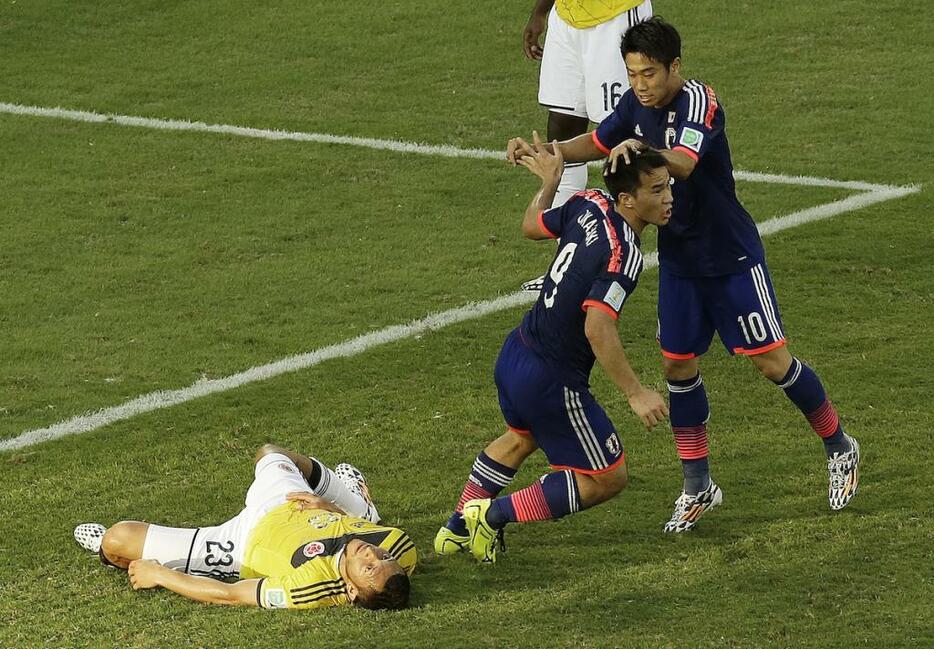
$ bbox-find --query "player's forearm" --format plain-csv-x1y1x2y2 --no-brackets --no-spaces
587,322,642,397
154,566,256,606
659,148,696,180
522,178,560,239
554,132,604,164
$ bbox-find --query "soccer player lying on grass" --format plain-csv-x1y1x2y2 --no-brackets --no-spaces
74,444,415,610
507,17,861,532
435,133,671,563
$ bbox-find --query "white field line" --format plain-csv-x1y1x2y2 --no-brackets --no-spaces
1,182,919,454
0,101,906,193
0,100,921,452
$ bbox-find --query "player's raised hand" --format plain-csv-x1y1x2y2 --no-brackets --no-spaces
627,387,669,430
522,9,547,60
507,136,536,165
606,138,647,174
516,131,563,185
128,559,163,590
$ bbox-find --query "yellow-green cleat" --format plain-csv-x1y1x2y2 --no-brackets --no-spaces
461,498,505,564
434,525,470,555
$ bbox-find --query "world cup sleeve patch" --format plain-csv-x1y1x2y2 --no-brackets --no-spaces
264,588,287,609
679,127,704,153
604,281,627,311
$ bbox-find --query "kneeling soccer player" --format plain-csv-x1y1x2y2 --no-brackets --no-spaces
435,134,671,563
74,444,416,610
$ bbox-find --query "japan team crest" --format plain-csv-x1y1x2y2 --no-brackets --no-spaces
605,433,621,457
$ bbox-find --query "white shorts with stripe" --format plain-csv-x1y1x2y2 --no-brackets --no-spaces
538,1,653,122
141,453,314,578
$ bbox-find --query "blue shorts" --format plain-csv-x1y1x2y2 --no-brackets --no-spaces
494,329,625,474
658,262,786,359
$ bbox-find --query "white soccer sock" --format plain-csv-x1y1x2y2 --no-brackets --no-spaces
553,162,588,207
309,459,371,518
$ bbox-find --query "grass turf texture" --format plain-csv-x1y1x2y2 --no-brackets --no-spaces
1,0,932,647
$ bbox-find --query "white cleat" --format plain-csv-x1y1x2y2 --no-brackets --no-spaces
663,481,723,533
74,523,106,553
334,462,381,523
828,435,860,511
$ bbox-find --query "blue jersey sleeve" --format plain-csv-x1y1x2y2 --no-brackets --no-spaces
540,194,590,239
583,239,644,320
592,91,637,155
671,81,724,162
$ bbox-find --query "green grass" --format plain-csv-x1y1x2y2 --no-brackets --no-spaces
1,1,933,647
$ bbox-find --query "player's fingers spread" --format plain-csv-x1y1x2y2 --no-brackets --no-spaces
532,129,543,152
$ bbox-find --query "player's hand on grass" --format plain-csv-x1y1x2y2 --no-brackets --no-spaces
515,131,563,185
128,559,163,590
627,387,669,430
606,138,648,173
523,10,547,60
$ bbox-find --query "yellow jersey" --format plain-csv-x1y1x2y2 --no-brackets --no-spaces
241,502,417,609
555,0,645,29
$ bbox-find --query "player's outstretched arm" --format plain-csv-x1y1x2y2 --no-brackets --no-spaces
584,308,669,430
508,130,603,166
127,559,260,606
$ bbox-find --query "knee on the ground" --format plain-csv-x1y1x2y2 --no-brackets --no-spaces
101,522,141,561
254,443,281,464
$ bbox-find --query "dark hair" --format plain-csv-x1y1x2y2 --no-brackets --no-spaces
621,17,681,67
603,147,668,200
357,573,411,611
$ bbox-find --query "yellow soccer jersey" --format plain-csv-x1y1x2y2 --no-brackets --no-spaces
240,502,417,609
556,0,644,29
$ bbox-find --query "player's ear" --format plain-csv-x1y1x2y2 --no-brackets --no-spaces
669,57,681,75
345,580,359,603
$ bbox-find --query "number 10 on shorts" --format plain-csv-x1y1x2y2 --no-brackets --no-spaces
737,312,768,344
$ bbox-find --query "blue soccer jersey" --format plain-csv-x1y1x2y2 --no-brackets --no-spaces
520,189,644,389
593,80,764,277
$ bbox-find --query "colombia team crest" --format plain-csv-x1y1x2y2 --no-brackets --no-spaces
302,541,326,558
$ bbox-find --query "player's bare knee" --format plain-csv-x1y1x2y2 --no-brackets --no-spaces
662,356,698,381
254,443,280,464
102,521,144,561
749,348,792,382
592,465,628,499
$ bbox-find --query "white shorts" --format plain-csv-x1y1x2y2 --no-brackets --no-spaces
538,1,653,122
140,453,313,578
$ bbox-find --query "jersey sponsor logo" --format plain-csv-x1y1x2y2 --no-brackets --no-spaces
277,462,297,474
679,127,704,153
265,588,287,608
605,433,621,457
302,541,326,558
604,281,627,311
577,210,599,247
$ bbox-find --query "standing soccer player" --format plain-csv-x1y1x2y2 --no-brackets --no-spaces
508,18,861,532
522,1,653,208
435,134,671,563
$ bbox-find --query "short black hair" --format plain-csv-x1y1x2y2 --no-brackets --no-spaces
603,147,668,200
357,573,411,611
621,17,682,68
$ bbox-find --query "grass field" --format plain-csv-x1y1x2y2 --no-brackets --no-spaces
1,1,932,647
